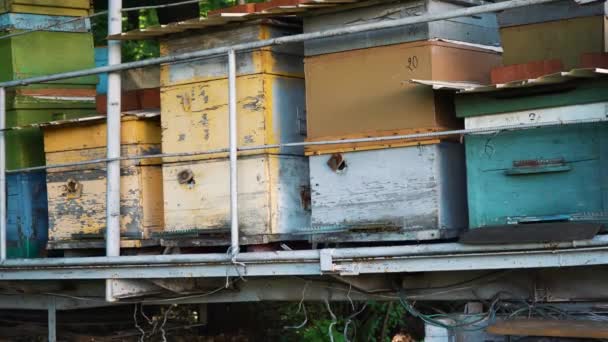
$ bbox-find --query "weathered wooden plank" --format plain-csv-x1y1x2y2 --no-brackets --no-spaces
465,123,608,228
497,0,607,27
160,22,303,86
163,154,310,238
7,171,48,258
0,12,90,32
464,101,608,130
304,40,499,147
0,0,91,16
43,116,164,244
500,16,607,70
308,143,467,241
303,0,500,56
161,74,305,161
455,79,608,118
487,319,608,338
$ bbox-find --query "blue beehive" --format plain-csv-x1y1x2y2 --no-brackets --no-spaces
7,171,49,258
95,46,108,94
456,76,608,229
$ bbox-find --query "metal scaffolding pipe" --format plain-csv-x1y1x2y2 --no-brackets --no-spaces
106,0,122,302
0,87,5,262
228,50,240,258
0,0,559,89
2,235,608,268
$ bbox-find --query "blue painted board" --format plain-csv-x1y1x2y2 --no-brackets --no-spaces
7,171,48,258
466,123,608,228
95,46,108,94
0,12,90,32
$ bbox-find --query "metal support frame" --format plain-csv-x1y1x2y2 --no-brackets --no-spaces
0,87,5,262
106,0,122,302
228,49,239,258
48,298,56,342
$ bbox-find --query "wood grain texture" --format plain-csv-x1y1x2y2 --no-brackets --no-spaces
304,40,499,142
0,12,90,32
160,23,303,86
487,319,608,338
304,0,500,56
163,154,310,238
466,123,608,228
308,143,467,241
161,74,305,161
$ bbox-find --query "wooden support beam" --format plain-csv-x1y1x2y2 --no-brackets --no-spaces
487,319,608,339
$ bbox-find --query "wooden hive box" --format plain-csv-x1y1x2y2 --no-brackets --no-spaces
43,113,164,245
304,40,501,154
159,21,303,87
160,21,305,161
304,0,500,56
163,154,310,243
7,171,48,258
455,78,608,228
498,2,607,70
306,142,467,242
0,0,91,16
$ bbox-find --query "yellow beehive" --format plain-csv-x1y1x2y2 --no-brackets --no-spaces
0,0,91,16
161,74,306,162
43,113,164,244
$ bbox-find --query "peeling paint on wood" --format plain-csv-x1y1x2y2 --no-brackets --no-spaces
43,117,164,244
303,0,500,56
0,0,91,16
308,143,467,242
0,12,90,32
163,154,310,239
160,22,303,86
161,74,305,161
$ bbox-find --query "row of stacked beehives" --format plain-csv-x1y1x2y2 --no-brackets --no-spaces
0,0,97,257
6,0,608,257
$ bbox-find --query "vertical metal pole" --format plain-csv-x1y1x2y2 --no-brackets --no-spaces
0,87,5,262
106,0,122,302
228,50,239,258
48,298,56,342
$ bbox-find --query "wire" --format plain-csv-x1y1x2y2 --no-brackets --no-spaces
133,304,146,342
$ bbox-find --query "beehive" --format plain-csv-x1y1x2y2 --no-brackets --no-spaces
163,154,310,240
7,171,48,258
307,142,467,242
304,40,501,154
0,0,91,16
43,114,164,244
454,77,608,228
500,16,607,70
303,0,500,56
161,74,306,161
0,12,90,32
160,21,303,86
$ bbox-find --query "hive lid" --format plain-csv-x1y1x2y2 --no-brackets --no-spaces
8,109,160,131
409,67,608,93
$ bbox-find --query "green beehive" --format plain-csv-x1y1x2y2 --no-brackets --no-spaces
0,0,90,17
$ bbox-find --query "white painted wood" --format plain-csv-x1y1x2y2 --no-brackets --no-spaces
464,101,608,130
307,143,467,241
163,154,310,237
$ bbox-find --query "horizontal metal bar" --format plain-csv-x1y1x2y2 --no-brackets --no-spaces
0,0,558,88
2,235,608,268
8,117,607,174
1,246,608,280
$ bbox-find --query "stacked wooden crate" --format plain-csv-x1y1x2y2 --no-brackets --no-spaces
455,75,608,237
492,0,607,80
0,0,96,257
42,113,165,253
303,0,502,242
159,21,310,245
